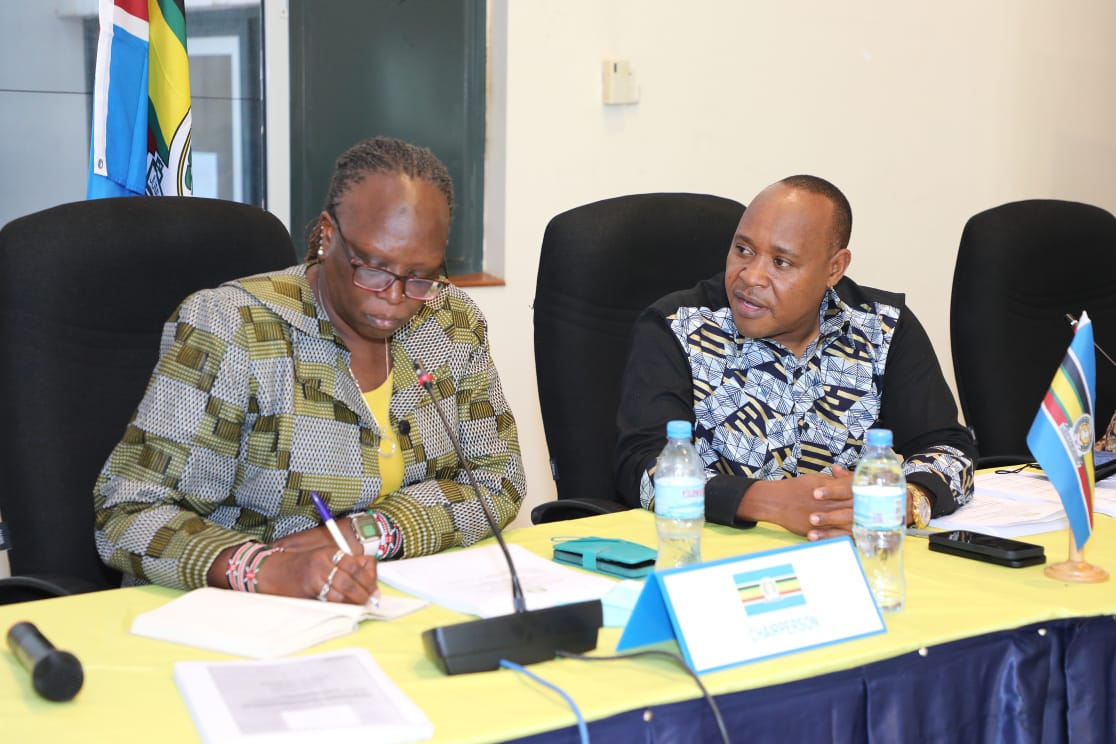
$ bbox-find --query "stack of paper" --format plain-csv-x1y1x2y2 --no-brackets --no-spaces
929,469,1116,538
376,544,617,618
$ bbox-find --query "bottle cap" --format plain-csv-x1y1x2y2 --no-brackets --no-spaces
866,428,893,447
666,420,692,440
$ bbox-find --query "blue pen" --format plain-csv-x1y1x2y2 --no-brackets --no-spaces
311,492,353,557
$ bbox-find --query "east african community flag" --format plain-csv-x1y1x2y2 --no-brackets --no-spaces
1026,311,1097,550
88,0,192,198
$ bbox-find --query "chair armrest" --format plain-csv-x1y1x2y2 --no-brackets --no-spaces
530,498,630,525
0,574,108,605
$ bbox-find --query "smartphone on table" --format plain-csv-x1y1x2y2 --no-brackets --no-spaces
927,530,1045,568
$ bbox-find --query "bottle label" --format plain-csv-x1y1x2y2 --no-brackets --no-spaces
853,484,905,529
655,478,704,520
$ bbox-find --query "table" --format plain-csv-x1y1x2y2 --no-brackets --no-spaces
2,511,1114,743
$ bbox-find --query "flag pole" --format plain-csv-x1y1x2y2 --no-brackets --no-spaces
1044,531,1108,582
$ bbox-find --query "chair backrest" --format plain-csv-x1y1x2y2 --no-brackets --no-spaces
0,196,297,590
951,199,1116,461
533,192,745,507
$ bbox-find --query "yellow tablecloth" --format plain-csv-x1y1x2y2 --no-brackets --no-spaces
2,511,1114,743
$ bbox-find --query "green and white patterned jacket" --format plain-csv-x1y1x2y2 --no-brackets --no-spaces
94,264,525,589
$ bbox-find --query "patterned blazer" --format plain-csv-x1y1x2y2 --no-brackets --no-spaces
616,273,974,525
94,265,525,589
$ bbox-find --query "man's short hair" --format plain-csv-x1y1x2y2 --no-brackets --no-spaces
779,175,852,252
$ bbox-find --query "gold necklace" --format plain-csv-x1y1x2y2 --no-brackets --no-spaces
314,266,397,459
377,342,397,459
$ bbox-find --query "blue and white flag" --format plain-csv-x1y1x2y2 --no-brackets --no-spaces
87,0,192,198
1026,312,1097,550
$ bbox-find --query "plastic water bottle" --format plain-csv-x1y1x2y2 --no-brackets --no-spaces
654,420,705,570
852,428,907,612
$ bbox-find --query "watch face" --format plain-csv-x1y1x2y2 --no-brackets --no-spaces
916,496,931,526
351,514,381,539
350,514,382,557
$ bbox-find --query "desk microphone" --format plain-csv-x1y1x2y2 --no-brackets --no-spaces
6,622,84,702
412,360,601,675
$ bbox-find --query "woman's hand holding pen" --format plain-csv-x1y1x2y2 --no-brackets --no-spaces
256,543,379,605
206,520,379,604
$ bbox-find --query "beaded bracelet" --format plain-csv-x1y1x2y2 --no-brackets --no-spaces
225,542,285,592
370,510,402,561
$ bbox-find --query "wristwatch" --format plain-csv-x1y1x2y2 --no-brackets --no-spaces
908,486,932,529
349,512,382,556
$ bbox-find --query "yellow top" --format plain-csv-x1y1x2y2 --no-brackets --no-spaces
362,371,404,497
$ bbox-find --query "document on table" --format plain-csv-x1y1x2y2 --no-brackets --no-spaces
929,470,1116,538
376,543,617,618
174,648,433,743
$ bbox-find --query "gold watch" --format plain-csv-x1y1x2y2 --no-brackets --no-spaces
908,486,932,529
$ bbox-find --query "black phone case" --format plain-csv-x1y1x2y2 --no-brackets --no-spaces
927,531,1046,568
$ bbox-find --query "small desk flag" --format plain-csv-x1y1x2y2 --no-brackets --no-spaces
87,0,193,198
1026,312,1097,550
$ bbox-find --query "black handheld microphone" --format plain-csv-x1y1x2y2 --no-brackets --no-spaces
6,622,84,702
413,360,601,675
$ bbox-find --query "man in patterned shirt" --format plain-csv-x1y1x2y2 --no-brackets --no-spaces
615,175,974,540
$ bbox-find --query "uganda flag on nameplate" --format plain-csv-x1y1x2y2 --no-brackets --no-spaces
735,563,806,616
1026,311,1097,551
87,0,192,198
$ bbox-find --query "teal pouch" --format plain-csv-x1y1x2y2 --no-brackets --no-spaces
552,537,657,579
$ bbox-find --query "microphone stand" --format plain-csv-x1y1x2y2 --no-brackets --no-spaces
413,361,602,675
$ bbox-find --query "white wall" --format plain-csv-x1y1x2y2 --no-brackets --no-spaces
472,0,1116,526
0,2,91,228
3,1,1114,545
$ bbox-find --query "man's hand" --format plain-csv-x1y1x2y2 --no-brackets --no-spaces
737,465,855,540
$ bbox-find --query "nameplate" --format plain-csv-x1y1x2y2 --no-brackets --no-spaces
616,537,885,674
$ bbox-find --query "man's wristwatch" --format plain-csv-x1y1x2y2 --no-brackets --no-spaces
349,512,382,556
908,485,932,529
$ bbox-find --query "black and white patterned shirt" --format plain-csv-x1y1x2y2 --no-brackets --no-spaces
616,273,974,526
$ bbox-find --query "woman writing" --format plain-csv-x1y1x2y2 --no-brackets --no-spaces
94,137,525,605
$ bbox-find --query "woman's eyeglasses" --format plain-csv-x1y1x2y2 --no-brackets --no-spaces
328,213,447,301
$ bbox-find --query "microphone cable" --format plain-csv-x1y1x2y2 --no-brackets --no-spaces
555,649,731,744
499,659,589,744
414,360,527,613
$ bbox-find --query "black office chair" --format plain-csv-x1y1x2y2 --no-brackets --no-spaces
0,196,297,604
530,192,746,524
950,199,1116,465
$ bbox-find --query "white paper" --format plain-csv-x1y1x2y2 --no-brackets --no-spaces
376,544,617,618
929,470,1116,538
174,648,433,744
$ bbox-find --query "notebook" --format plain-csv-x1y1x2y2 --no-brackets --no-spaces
131,587,427,658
